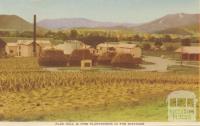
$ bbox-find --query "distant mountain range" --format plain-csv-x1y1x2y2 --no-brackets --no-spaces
0,13,199,35
155,24,200,35
0,15,33,31
134,13,200,33
0,15,45,32
37,18,136,29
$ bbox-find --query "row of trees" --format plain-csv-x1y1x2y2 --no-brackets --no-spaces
65,30,199,47
0,30,198,47
141,38,194,51
141,38,192,51
0,31,44,38
46,30,119,47
54,30,199,43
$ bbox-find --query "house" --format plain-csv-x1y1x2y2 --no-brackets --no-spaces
17,40,41,57
17,40,52,50
175,46,200,61
6,40,51,57
54,40,88,55
0,38,6,58
96,42,142,58
116,43,142,58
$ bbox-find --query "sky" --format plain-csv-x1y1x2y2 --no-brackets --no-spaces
0,0,199,23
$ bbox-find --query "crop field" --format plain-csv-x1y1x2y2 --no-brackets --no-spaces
0,58,199,121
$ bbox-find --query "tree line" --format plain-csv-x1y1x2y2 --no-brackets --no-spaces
0,30,199,47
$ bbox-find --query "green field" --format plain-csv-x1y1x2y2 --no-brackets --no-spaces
0,57,199,121
1,37,63,45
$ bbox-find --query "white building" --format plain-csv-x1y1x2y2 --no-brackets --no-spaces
17,40,52,49
6,40,52,57
96,42,142,58
54,40,89,55
175,46,200,61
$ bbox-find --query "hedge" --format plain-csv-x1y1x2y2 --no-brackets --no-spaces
69,49,96,66
111,53,141,68
97,52,116,65
38,49,68,67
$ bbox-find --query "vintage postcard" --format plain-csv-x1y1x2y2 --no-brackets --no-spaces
0,0,199,126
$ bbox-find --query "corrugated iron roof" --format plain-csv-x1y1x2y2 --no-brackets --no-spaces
117,43,137,48
97,43,118,48
17,40,51,45
175,46,200,54
7,43,18,46
54,44,65,50
97,43,138,49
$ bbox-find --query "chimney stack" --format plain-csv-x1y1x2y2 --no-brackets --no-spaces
33,14,36,57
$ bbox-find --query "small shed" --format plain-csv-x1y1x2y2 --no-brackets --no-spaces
81,60,92,70
166,90,197,122
6,43,18,56
0,38,6,57
175,46,200,61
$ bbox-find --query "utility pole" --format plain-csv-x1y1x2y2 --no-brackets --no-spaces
33,14,37,57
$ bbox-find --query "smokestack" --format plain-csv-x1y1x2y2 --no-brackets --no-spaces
33,14,36,57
